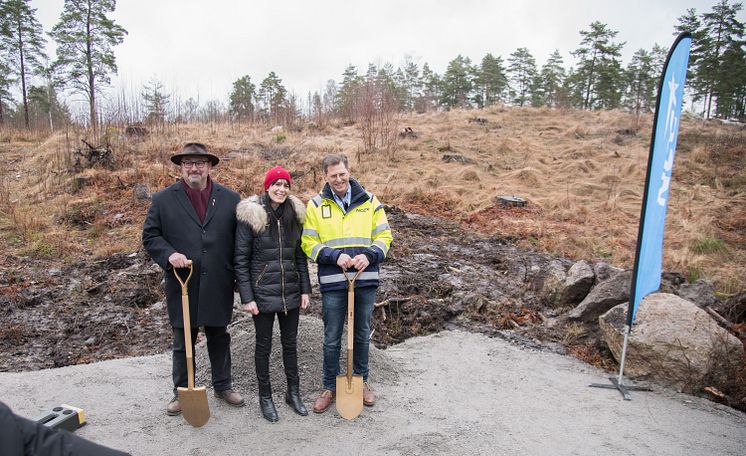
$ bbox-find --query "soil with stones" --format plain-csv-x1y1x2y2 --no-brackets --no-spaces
0,207,568,373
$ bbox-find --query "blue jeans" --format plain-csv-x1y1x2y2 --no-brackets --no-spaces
321,286,376,390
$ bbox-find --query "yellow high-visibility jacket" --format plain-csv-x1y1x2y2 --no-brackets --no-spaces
302,178,393,292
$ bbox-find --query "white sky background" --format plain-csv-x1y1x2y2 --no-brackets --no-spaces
31,0,746,109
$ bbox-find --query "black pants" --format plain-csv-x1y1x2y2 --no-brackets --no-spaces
253,307,300,386
172,325,232,394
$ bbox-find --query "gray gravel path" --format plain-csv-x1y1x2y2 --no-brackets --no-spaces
1,316,744,455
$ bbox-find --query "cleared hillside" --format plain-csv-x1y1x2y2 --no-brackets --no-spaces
2,107,743,294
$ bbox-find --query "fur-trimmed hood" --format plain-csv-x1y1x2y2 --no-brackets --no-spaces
236,194,305,233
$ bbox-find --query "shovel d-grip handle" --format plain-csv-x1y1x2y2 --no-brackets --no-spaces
342,269,362,389
173,261,195,389
173,260,194,295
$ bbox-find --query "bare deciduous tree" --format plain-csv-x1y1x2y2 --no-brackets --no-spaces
354,73,400,160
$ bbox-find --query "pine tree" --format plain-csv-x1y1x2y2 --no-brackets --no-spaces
377,62,401,106
393,67,407,111
402,56,421,112
418,62,440,112
571,21,625,109
0,58,14,125
141,77,169,126
283,92,300,126
701,0,745,118
258,71,287,124
507,47,537,107
624,48,658,116
0,0,48,129
537,50,566,108
229,75,256,123
475,53,507,108
337,64,361,123
595,58,624,109
716,37,746,118
26,62,68,130
364,63,378,81
651,44,668,76
441,55,474,109
675,7,709,107
50,0,127,132
28,82,69,129
679,0,746,118
561,67,585,108
310,91,322,120
529,73,545,107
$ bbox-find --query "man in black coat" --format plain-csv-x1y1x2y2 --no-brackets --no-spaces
142,142,245,416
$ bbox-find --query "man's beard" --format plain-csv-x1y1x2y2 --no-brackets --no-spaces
185,173,204,188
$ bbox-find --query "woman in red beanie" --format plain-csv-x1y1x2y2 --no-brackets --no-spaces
234,166,311,422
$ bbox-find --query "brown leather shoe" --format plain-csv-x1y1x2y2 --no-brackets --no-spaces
312,389,335,413
363,383,375,407
214,389,245,407
166,396,181,416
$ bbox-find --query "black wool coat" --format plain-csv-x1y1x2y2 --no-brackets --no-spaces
234,194,312,314
142,179,241,328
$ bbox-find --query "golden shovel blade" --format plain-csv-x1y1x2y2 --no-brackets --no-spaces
335,374,364,420
177,386,210,427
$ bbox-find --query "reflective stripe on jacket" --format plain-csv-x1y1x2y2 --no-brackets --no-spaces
302,178,392,292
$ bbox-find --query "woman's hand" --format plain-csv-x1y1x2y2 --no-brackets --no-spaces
300,294,310,310
243,301,259,315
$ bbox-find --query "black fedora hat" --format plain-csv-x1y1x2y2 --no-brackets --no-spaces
169,142,220,166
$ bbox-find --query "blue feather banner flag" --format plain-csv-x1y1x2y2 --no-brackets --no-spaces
627,32,692,325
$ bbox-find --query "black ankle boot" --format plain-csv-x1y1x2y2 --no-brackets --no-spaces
285,383,308,416
258,383,278,422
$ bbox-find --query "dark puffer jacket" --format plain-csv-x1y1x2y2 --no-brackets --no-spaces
234,194,312,314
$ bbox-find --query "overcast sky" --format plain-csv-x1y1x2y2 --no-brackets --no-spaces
32,0,745,107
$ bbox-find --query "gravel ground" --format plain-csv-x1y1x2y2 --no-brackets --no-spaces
194,314,402,398
1,316,744,456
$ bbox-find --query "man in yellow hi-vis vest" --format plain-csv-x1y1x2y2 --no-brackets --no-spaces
301,154,393,414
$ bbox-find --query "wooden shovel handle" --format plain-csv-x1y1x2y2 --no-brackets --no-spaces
343,270,362,382
182,294,196,389
173,260,193,294
174,261,195,389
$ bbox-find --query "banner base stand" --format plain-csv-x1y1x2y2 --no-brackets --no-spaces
589,376,651,401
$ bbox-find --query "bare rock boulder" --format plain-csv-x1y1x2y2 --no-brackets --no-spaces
567,270,631,323
599,293,744,388
593,262,623,283
537,260,567,307
675,278,717,309
559,260,595,305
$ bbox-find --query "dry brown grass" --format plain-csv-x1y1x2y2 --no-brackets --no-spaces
1,108,744,293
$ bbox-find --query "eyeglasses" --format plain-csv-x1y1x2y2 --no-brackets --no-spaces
181,160,209,169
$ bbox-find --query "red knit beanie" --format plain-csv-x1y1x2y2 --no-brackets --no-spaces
263,166,292,191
